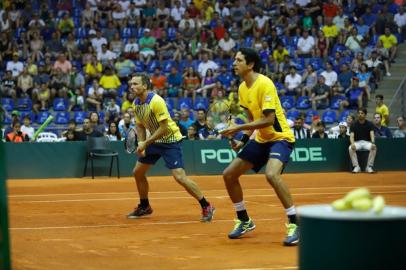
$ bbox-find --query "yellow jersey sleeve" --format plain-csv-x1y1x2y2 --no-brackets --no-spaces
151,96,170,122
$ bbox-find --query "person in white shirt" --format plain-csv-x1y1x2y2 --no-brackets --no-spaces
284,66,302,96
97,44,117,66
6,53,24,78
345,28,363,53
395,7,406,41
320,62,338,87
91,30,108,53
178,11,195,30
215,1,230,18
296,30,315,58
171,0,185,22
87,79,105,112
218,32,236,59
197,52,219,78
21,115,35,140
332,8,347,31
254,10,269,33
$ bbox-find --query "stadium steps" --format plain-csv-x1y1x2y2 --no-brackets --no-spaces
367,43,406,126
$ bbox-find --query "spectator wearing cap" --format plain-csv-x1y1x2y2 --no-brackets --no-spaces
349,108,377,173
138,28,156,65
6,52,24,78
330,114,355,137
283,66,302,96
5,121,29,143
312,121,328,139
379,26,398,63
340,77,366,110
393,116,406,138
310,75,330,110
337,122,349,139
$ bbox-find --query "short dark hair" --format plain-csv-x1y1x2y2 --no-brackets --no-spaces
358,108,367,114
197,108,206,114
238,47,263,72
375,94,384,100
132,73,152,89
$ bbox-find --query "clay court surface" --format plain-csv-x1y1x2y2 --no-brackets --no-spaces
7,171,406,270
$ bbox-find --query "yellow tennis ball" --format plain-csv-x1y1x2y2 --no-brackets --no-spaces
343,188,371,204
372,196,385,214
351,197,373,211
331,199,352,211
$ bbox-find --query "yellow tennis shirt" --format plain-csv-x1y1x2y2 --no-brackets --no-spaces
238,74,295,144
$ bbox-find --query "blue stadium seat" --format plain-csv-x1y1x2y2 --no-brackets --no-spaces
296,96,311,110
98,111,105,123
134,27,145,39
177,98,193,110
321,109,337,124
280,96,295,110
164,98,175,112
133,60,145,72
194,97,209,110
118,84,128,97
286,109,300,121
1,98,14,111
167,27,177,40
17,98,33,111
339,110,353,122
305,109,319,124
146,60,160,73
55,112,70,124
53,98,69,111
162,60,176,73
330,96,347,110
3,114,11,125
75,27,88,38
74,111,86,124
20,111,35,122
121,27,134,38
37,111,52,124
309,58,324,70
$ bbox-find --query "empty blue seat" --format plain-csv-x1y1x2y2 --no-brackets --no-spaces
162,60,176,73
286,109,300,121
17,98,33,111
330,96,347,110
133,60,144,72
296,96,311,110
1,98,14,111
177,97,193,110
194,97,209,110
37,111,52,124
55,112,70,124
321,110,337,124
20,111,35,122
121,27,133,38
305,109,319,124
339,110,353,122
280,96,295,110
3,114,12,124
146,60,160,73
53,98,69,111
164,98,175,112
74,111,86,124
75,27,88,38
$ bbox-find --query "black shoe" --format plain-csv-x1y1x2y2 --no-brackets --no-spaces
127,204,153,219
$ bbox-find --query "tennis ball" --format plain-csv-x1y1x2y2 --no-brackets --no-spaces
331,199,352,211
351,197,373,211
343,188,371,204
372,196,385,214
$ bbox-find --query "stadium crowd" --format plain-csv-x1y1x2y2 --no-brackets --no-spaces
1,0,406,143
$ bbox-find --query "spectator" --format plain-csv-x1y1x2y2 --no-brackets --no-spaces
1,71,17,100
76,117,104,141
151,67,167,96
340,77,366,111
123,37,139,60
167,67,183,97
199,116,220,140
349,108,377,173
296,30,315,58
53,53,72,74
315,30,329,58
364,51,386,82
33,82,51,113
291,117,311,140
393,116,406,138
273,43,289,73
197,52,219,78
171,0,185,23
183,67,200,99
379,26,398,63
99,67,121,99
21,115,35,140
337,122,349,139
114,54,135,80
172,111,187,137
301,64,318,96
84,56,103,82
322,17,339,43
394,7,406,41
311,121,328,139
91,29,108,53
310,75,330,110
335,63,352,96
345,27,363,53
283,66,302,96
105,98,121,124
330,114,355,137
5,121,29,142
121,92,135,113
218,32,236,59
97,44,117,66
57,12,74,38
6,52,24,78
320,61,338,88
373,113,392,138
179,108,194,129
138,28,156,65
155,31,175,62
110,32,124,56
186,124,199,140
193,109,207,133
118,112,135,139
106,122,122,141
89,111,106,135
375,94,390,127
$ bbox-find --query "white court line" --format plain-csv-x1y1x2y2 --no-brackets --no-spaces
8,184,406,198
10,218,279,231
11,190,406,203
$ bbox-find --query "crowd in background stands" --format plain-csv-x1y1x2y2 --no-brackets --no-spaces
1,0,406,143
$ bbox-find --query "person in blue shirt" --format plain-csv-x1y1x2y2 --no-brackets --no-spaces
373,113,392,138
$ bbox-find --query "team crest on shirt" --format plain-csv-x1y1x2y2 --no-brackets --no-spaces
265,95,271,101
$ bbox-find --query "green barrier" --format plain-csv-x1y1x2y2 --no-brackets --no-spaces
4,139,406,179
0,132,11,269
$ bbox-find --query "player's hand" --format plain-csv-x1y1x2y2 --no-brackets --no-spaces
137,141,147,157
229,139,245,152
350,143,356,151
219,125,240,137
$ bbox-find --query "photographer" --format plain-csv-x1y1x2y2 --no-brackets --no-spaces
6,121,29,143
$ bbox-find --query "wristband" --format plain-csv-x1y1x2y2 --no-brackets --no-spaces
241,134,250,144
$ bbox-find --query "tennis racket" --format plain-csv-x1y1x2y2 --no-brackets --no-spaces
124,127,138,154
207,99,237,143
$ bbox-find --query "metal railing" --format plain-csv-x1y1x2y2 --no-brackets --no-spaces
388,74,406,124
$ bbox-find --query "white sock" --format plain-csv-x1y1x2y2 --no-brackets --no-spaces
233,201,246,212
285,206,296,216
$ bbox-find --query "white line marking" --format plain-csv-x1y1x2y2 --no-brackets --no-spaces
8,185,406,198
10,218,279,231
11,191,406,203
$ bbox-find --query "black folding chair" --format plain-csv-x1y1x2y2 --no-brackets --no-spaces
83,136,120,179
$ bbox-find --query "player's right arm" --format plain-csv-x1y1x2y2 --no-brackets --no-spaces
136,123,147,142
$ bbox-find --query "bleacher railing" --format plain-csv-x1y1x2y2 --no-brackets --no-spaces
388,74,406,124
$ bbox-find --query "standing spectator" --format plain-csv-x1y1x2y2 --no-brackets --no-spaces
291,117,310,140
21,115,35,140
379,26,398,63
393,116,406,138
373,113,392,138
349,108,377,173
311,121,328,139
375,94,390,127
5,121,29,142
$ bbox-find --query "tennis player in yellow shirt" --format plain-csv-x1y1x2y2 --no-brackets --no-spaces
127,74,215,222
221,48,299,245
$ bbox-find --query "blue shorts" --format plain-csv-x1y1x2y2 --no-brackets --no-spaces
237,140,294,173
138,141,184,169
